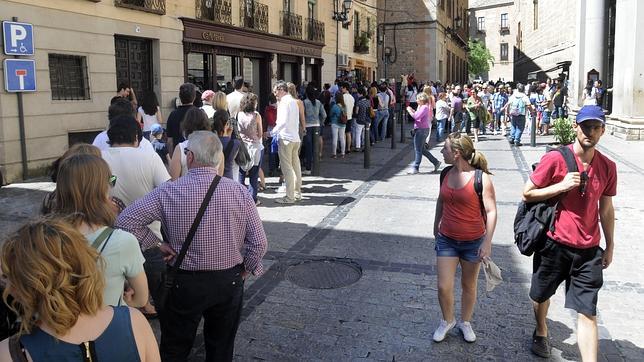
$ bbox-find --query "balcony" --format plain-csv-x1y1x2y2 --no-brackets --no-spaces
196,0,232,25
499,25,510,35
306,18,325,43
114,0,165,15
281,11,302,39
239,1,269,32
354,31,370,54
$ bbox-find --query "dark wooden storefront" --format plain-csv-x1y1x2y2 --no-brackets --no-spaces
181,18,323,110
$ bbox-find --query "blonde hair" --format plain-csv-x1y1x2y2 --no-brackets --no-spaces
416,92,429,104
54,154,116,227
214,91,227,112
369,86,378,98
422,85,433,97
447,132,491,174
287,82,298,98
1,217,105,335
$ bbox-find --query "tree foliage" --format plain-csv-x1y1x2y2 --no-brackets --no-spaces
467,40,495,77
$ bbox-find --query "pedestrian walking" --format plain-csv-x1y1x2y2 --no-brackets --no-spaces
432,133,497,343
272,81,303,204
0,218,160,361
303,88,327,172
435,92,450,142
117,131,268,362
465,92,484,143
406,92,441,174
504,83,533,146
492,87,508,135
522,105,616,360
237,93,265,205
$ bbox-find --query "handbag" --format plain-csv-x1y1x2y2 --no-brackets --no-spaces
340,110,348,125
155,175,222,311
232,114,254,171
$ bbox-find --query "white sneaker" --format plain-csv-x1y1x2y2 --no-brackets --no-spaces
302,170,312,176
277,183,286,193
433,319,456,342
458,321,476,343
294,192,302,201
407,168,419,175
275,196,295,204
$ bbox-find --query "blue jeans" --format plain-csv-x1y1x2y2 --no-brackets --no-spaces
412,128,439,170
303,126,318,170
375,109,389,141
436,118,447,141
510,115,526,143
239,153,263,202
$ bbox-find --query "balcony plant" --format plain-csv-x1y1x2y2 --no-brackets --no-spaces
354,31,370,53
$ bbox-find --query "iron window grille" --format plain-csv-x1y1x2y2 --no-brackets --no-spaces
48,54,91,101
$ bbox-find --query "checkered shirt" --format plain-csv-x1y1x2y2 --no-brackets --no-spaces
116,167,267,275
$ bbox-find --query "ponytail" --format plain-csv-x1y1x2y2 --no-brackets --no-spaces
446,132,493,174
469,150,491,174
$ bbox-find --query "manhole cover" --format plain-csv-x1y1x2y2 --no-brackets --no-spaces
285,259,362,289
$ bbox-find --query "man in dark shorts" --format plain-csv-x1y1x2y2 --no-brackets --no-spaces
522,105,616,360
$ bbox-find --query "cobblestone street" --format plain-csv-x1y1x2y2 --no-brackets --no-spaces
1,130,643,361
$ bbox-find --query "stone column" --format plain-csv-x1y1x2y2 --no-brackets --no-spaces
573,0,606,106
611,0,644,122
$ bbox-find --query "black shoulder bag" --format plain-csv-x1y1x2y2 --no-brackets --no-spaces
513,147,577,256
156,175,222,311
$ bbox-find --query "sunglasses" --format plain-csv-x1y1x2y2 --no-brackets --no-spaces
579,171,588,196
109,175,117,187
183,147,191,156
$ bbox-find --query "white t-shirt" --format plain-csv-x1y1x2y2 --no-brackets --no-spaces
435,99,451,120
201,104,215,119
343,93,355,120
92,131,155,153
137,106,159,132
226,90,245,118
272,94,300,143
85,227,145,306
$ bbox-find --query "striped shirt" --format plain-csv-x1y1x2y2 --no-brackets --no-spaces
116,167,267,274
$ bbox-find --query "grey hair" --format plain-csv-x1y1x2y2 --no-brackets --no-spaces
273,81,287,92
187,131,222,168
516,83,525,93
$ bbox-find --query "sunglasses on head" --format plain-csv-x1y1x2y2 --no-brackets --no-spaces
109,175,117,187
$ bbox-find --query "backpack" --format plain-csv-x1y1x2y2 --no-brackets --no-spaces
513,146,577,256
440,166,486,222
509,95,526,116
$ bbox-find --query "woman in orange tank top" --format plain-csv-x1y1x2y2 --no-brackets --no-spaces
431,133,498,343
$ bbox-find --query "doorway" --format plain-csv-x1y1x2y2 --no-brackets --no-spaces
114,35,153,97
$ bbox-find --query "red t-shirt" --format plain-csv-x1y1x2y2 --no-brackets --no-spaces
530,145,617,248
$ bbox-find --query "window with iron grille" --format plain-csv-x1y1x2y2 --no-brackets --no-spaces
500,43,509,61
48,54,90,100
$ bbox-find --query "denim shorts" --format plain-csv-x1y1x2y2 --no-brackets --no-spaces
435,233,485,262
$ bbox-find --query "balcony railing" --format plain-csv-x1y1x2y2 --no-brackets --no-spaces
240,1,269,33
499,25,510,35
114,0,165,15
196,0,232,25
306,18,325,43
354,31,370,54
281,11,302,39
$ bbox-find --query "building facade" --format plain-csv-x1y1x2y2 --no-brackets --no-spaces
377,0,469,85
0,0,332,183
468,0,515,82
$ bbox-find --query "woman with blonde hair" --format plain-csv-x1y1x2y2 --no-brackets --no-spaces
406,92,441,174
0,218,160,361
287,82,306,138
53,153,148,308
432,132,497,343
213,90,228,114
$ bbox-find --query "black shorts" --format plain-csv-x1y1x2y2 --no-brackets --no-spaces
472,117,482,129
530,238,604,316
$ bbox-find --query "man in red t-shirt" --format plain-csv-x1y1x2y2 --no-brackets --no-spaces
522,105,616,360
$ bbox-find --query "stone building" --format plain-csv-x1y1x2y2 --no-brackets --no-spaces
0,0,333,183
468,0,516,82
376,0,469,85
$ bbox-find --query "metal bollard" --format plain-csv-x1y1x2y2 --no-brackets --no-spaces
364,125,371,169
312,126,320,176
390,107,396,149
399,103,405,144
530,113,536,147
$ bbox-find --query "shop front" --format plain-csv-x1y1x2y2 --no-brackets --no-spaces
181,18,324,109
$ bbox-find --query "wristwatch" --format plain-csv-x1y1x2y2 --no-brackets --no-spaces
156,241,163,248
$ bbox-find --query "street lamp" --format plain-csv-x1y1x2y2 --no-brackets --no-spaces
454,15,462,29
333,0,353,78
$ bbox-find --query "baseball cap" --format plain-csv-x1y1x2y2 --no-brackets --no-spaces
201,89,215,100
576,105,605,124
150,123,164,135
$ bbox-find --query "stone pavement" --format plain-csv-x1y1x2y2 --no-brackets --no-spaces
1,126,643,361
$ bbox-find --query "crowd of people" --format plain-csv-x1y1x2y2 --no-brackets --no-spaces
0,72,615,362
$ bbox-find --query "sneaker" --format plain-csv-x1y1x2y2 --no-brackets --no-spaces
302,170,312,176
255,200,262,206
433,160,442,173
277,184,286,193
531,330,551,358
458,321,476,343
515,142,523,147
407,168,419,175
508,138,514,145
294,192,302,201
433,319,456,342
275,197,295,204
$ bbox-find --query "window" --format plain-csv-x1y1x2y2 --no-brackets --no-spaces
283,0,291,12
533,0,539,30
500,43,509,61
354,11,360,38
477,17,485,31
501,13,508,29
48,54,90,100
308,0,316,19
367,17,371,34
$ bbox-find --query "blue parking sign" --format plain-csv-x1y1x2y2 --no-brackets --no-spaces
3,21,34,56
4,59,36,92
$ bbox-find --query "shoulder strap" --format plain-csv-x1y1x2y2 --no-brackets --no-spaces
9,335,28,362
170,175,221,271
474,169,487,222
91,227,114,250
439,165,453,185
557,146,578,172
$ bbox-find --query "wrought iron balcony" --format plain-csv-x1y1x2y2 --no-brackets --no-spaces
499,25,510,35
306,18,325,43
281,11,302,39
354,31,370,54
114,0,165,15
240,1,269,33
196,0,232,25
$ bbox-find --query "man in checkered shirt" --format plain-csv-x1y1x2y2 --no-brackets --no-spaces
117,130,268,362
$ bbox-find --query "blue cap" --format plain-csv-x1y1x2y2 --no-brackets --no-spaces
150,123,164,134
576,105,605,124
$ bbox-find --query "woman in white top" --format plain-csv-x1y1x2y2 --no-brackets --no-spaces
237,92,264,205
136,91,162,140
435,92,451,142
53,153,148,307
200,89,216,119
168,107,213,180
581,79,597,106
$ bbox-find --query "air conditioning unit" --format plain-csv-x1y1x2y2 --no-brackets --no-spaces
337,53,349,67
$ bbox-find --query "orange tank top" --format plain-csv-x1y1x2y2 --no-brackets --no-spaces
439,172,486,241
